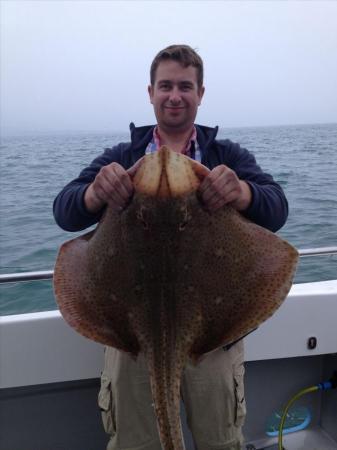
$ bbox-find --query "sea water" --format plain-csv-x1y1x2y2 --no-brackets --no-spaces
1,123,337,315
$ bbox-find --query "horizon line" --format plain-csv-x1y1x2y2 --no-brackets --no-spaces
1,121,337,138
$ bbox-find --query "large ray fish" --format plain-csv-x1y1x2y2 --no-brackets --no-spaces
54,147,298,449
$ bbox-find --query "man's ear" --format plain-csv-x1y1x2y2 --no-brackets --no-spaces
198,86,205,105
148,85,153,104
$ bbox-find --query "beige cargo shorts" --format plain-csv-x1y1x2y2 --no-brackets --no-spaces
98,341,246,450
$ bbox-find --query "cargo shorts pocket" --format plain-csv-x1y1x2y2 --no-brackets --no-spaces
233,363,246,427
98,373,116,435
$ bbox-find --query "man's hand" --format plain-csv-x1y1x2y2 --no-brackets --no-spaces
84,161,139,214
198,165,252,213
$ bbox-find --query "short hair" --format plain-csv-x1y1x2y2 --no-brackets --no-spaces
150,44,204,88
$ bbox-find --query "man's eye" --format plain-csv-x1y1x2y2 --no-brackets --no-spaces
160,84,170,90
181,85,192,91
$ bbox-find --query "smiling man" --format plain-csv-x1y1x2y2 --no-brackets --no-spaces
148,59,205,145
53,45,289,450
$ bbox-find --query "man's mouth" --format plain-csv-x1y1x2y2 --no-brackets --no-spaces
164,106,185,111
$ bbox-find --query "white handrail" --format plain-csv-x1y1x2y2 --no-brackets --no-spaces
297,246,337,257
0,270,54,283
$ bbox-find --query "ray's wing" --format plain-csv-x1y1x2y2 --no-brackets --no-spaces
174,196,298,358
53,214,140,355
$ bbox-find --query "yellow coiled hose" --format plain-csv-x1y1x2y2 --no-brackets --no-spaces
278,385,320,450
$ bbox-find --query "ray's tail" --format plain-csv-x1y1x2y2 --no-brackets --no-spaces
144,344,187,450
129,303,198,450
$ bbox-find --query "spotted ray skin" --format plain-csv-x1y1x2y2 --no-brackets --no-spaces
54,147,298,449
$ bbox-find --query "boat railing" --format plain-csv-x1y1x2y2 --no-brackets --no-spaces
0,246,337,284
0,270,54,283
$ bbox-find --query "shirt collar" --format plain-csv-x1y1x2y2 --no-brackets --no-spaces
152,126,197,156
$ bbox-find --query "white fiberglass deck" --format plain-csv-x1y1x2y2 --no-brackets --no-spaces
1,279,337,389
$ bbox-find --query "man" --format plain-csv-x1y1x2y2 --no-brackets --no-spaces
53,45,288,450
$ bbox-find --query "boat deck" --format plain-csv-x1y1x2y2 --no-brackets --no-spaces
1,273,337,449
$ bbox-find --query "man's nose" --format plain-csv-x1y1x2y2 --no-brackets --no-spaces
169,87,182,104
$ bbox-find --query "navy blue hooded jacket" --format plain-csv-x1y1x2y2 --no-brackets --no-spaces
53,123,288,232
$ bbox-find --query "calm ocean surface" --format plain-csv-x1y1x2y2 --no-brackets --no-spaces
1,123,337,316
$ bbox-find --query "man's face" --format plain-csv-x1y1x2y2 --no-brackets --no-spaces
148,60,205,133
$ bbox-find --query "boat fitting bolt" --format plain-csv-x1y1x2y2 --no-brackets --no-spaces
307,336,317,350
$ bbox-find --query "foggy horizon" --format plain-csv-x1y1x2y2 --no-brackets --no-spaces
2,121,337,139
1,1,337,136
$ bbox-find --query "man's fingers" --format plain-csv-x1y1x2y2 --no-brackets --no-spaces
110,165,134,200
207,187,239,210
198,164,244,212
91,162,134,211
93,179,124,208
127,157,144,178
199,166,224,193
200,168,235,205
201,176,228,203
100,163,133,197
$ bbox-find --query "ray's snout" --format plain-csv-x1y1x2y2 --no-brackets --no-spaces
132,146,209,198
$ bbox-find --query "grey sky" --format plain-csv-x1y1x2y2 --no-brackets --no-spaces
1,0,337,135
